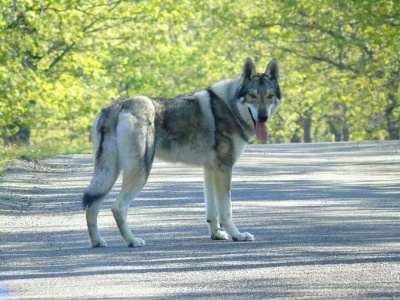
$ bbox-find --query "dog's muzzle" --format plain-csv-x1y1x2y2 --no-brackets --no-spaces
248,108,269,142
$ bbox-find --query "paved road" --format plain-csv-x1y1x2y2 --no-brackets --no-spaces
1,142,399,299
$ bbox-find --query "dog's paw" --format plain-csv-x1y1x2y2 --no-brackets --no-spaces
127,237,146,248
232,232,254,242
91,238,107,248
211,229,230,240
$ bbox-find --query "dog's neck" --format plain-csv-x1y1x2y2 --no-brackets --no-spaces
209,77,241,104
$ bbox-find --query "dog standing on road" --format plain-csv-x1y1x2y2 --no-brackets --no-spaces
83,57,281,247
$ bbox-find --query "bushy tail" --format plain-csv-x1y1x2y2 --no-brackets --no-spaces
82,110,120,209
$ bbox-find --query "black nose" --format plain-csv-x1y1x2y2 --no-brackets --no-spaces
258,112,268,122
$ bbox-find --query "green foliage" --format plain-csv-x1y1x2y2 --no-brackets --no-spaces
0,0,399,162
248,0,400,142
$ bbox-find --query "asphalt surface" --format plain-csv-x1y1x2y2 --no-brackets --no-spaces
0,142,399,299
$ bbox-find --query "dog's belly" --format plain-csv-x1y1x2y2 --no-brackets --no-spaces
154,138,216,165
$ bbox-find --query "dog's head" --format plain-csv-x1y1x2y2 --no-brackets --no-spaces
237,58,281,142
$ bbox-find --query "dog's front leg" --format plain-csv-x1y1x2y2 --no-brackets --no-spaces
213,166,254,242
204,165,229,240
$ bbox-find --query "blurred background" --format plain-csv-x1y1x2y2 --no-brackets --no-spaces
0,0,399,161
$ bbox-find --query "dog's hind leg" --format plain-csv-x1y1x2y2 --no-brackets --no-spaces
111,167,149,247
213,166,254,242
86,197,107,247
84,165,120,247
204,165,229,240
111,107,155,247
84,115,121,247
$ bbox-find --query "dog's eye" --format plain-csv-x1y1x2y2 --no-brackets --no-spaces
249,93,256,99
267,93,274,99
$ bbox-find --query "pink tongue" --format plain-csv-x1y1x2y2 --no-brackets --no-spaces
255,122,268,142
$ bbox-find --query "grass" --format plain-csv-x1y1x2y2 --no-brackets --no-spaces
0,140,92,176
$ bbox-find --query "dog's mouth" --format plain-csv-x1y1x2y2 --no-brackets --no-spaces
248,108,268,142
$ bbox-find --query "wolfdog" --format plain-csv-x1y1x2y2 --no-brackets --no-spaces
83,57,281,247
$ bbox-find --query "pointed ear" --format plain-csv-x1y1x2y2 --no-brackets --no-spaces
242,57,257,80
265,58,280,82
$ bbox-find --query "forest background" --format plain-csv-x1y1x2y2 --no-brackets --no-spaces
0,0,399,166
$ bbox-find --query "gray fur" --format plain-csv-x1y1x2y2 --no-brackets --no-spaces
82,58,281,247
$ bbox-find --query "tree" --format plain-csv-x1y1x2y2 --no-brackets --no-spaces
1,0,398,148
237,0,400,142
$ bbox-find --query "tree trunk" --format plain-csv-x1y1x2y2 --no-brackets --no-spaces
343,124,350,141
302,117,312,143
385,100,400,140
328,120,343,142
